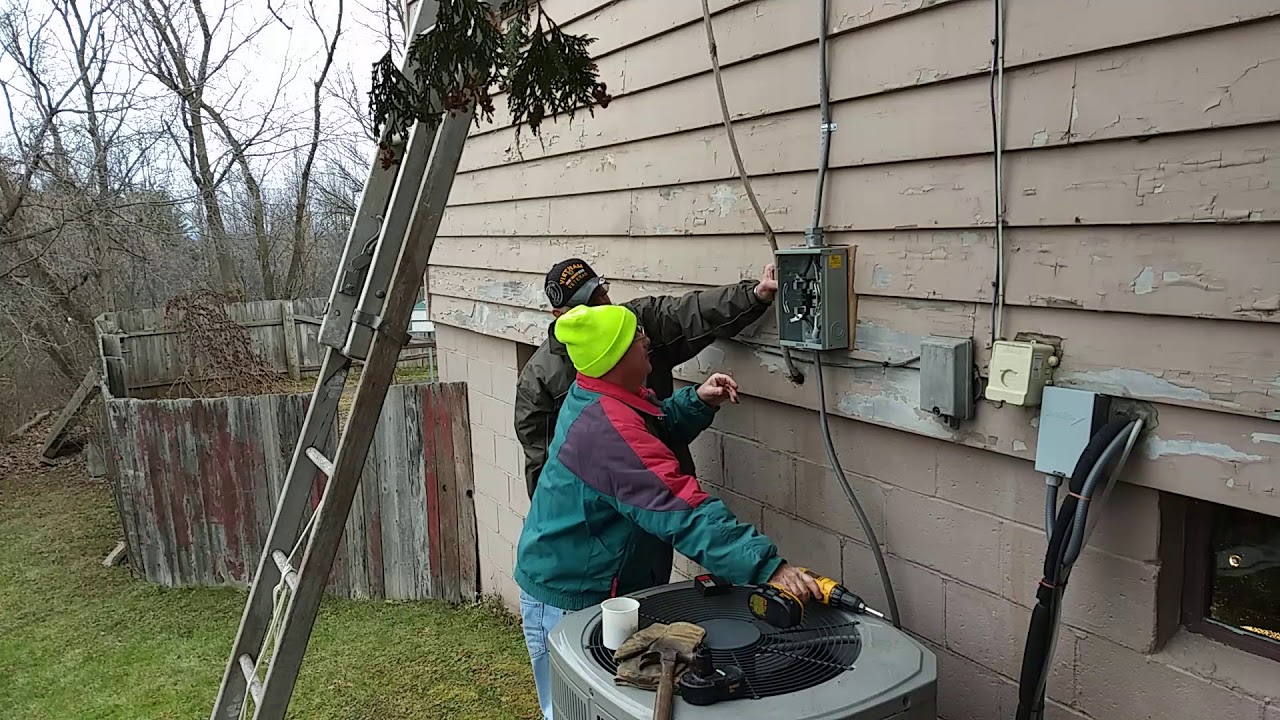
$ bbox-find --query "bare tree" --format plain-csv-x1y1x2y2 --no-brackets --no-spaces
118,0,268,297
283,0,345,298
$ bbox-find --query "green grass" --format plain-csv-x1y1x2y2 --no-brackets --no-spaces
0,472,537,720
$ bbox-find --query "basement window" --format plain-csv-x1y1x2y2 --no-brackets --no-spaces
1182,501,1280,661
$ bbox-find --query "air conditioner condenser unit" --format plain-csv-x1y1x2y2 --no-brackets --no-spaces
547,581,937,720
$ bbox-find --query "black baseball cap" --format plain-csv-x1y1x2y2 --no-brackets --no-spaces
545,258,606,309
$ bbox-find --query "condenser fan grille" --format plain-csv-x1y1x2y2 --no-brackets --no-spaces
586,585,861,698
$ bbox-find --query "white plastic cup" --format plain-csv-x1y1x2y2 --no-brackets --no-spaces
600,597,640,650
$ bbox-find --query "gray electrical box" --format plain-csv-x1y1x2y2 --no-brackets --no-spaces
919,336,974,429
775,246,851,350
1035,386,1112,477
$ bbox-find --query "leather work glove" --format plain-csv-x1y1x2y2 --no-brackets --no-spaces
612,622,706,691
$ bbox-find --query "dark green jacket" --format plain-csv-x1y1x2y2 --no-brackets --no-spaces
513,280,771,498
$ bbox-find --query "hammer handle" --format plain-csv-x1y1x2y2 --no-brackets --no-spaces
653,656,676,720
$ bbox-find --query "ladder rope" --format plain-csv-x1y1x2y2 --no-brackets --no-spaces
240,492,327,719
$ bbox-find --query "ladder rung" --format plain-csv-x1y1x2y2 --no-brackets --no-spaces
271,550,300,592
238,654,264,705
305,447,334,477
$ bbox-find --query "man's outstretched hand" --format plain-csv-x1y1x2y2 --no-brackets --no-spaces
767,563,823,601
754,263,778,303
697,373,739,407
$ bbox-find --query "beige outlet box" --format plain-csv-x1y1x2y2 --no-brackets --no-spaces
984,340,1058,406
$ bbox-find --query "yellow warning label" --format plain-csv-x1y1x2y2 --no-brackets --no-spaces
828,253,843,269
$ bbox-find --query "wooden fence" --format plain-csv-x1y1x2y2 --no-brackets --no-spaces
96,298,434,397
102,382,478,602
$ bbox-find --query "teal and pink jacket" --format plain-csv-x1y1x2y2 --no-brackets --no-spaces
514,374,784,611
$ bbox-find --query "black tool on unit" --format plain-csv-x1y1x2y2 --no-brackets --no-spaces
677,646,749,706
693,573,731,597
747,583,805,628
748,568,885,630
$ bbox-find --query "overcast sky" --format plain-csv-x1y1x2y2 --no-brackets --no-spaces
1,0,402,191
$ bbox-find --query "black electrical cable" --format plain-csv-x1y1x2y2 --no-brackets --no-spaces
1014,418,1131,720
814,351,901,628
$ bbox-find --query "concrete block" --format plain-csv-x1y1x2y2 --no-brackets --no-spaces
1002,522,1159,652
495,434,524,480
469,390,511,438
934,643,1012,720
434,326,467,353
760,510,842,580
884,488,1003,593
794,457,886,545
833,418,939,497
1044,701,1092,720
496,504,525,546
507,473,531,517
710,487,765,527
1075,634,1267,720
943,580,1076,698
472,488,500,530
1156,630,1280,705
498,571,522,612
471,331,518,366
937,444,1161,563
466,356,493,397
722,434,795,513
687,430,724,487
842,546,945,645
722,395,828,461
471,424,497,467
491,364,519,404
473,459,509,506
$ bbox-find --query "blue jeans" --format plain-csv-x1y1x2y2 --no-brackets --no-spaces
520,590,566,720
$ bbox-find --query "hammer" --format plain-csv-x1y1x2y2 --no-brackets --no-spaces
643,635,697,720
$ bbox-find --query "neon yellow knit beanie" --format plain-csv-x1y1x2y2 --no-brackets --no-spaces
553,305,639,378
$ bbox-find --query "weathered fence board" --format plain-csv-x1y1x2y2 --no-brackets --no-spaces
97,298,433,395
103,382,478,602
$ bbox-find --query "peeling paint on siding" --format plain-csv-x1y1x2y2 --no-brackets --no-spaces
1143,436,1267,464
1130,267,1155,295
711,184,741,217
871,265,893,289
1056,368,1212,403
1251,433,1280,445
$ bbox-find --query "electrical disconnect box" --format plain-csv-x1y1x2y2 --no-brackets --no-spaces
984,340,1057,406
776,246,851,351
919,336,974,429
1035,386,1112,477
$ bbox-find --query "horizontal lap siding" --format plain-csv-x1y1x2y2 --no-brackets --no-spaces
429,0,1280,515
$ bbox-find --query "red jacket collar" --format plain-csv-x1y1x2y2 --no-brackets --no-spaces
576,374,661,416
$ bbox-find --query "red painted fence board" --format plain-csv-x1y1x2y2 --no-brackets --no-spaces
103,382,478,602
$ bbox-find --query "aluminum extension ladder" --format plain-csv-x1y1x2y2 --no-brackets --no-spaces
209,3,473,718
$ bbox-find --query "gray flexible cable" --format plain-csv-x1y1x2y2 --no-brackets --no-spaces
814,351,901,627
1063,419,1137,567
1044,475,1060,540
1081,418,1144,548
810,0,832,232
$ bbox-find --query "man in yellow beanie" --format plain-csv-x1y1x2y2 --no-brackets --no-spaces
513,304,820,720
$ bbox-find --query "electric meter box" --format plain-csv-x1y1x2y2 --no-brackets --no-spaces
776,246,851,351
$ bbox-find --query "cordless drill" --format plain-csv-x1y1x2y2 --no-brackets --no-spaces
748,567,884,628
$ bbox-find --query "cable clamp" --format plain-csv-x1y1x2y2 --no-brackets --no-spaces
821,121,838,133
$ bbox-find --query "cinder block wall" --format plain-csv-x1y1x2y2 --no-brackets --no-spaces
436,325,527,610
437,325,1277,719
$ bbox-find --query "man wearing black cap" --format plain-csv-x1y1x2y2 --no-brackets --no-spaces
514,257,777,588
